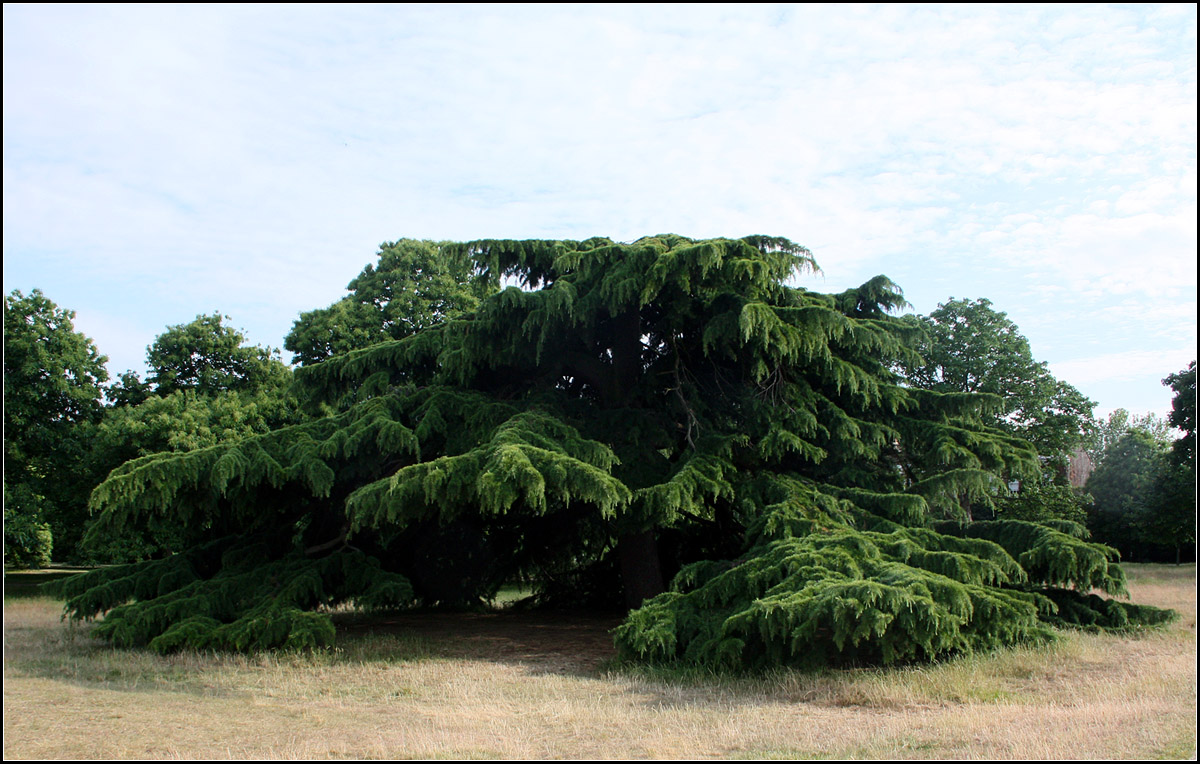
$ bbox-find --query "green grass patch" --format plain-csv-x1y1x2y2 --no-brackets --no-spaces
3,567,91,599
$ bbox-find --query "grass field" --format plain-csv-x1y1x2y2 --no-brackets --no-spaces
3,563,1195,759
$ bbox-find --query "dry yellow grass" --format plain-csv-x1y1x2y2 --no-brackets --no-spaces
4,563,1196,759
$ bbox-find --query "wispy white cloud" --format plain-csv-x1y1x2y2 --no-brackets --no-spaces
3,3,1195,416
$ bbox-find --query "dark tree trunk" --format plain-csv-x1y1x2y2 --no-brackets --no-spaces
618,528,666,609
609,308,643,402
606,307,668,609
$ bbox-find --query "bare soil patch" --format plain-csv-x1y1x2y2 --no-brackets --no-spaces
335,609,624,674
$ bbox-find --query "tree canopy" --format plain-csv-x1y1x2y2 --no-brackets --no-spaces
1086,429,1167,559
1084,362,1196,564
74,315,302,564
900,297,1097,527
4,289,108,566
144,313,291,397
902,298,1095,467
1,307,299,566
1164,361,1195,465
54,236,1173,667
1146,362,1195,563
1086,408,1171,469
285,240,496,368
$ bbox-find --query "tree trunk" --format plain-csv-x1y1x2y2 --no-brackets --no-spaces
606,307,667,608
618,529,666,609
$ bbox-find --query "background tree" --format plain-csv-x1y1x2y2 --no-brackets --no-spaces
992,482,1089,525
900,298,1096,526
76,315,302,564
58,236,1171,666
902,298,1095,467
4,289,109,566
1086,408,1171,468
1146,459,1195,565
1084,364,1194,564
105,370,153,408
1163,361,1195,465
146,313,291,397
1148,361,1196,563
285,239,497,367
1085,429,1165,561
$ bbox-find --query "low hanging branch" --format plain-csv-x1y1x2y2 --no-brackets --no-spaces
52,234,1175,662
304,525,350,557
671,337,700,450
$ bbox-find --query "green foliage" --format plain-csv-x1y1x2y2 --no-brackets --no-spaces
64,235,1171,668
73,314,302,564
3,289,109,433
285,239,497,368
931,519,1126,595
1085,429,1169,560
1038,588,1179,631
1163,361,1195,465
1084,364,1195,563
3,481,54,568
50,535,413,653
614,510,1058,670
613,503,1159,670
994,482,1090,526
1086,408,1171,469
105,370,153,408
902,298,1095,470
147,313,291,397
76,387,304,564
1146,460,1196,562
4,289,109,565
93,388,299,461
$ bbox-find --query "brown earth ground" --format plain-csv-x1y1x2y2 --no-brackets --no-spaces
334,610,624,674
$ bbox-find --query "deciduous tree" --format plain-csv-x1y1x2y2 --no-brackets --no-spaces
1085,363,1195,564
146,313,290,397
285,239,496,368
1164,361,1195,465
4,289,108,565
1086,429,1167,561
902,298,1095,467
1149,361,1196,563
77,316,301,563
1087,408,1170,468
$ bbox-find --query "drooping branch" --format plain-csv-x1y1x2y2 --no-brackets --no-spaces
59,234,1172,664
671,337,700,450
304,525,349,556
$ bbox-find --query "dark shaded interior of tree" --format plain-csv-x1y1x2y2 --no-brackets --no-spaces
51,236,1177,668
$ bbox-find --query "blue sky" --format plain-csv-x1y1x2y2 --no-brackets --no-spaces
4,4,1195,420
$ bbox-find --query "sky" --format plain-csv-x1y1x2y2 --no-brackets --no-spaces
4,4,1196,421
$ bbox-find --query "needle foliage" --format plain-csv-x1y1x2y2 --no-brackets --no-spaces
54,235,1174,664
